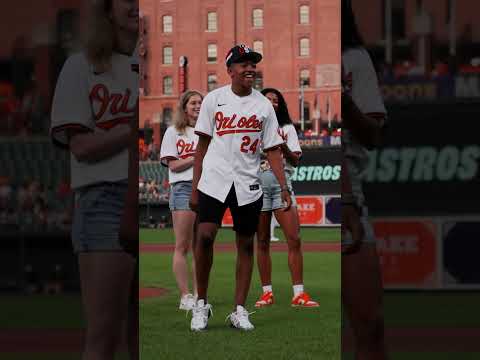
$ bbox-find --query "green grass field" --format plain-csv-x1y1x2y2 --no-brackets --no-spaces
342,353,480,360
2,227,479,359
140,226,340,244
140,227,341,360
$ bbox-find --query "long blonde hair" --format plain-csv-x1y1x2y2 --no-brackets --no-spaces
85,0,115,72
174,90,203,133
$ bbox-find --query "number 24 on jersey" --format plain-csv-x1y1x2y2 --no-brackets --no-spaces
240,136,259,154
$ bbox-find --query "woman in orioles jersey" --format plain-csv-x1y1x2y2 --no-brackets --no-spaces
50,0,138,359
160,90,203,311
254,88,319,308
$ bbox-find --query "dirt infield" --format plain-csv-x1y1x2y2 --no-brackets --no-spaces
140,242,340,253
140,287,168,299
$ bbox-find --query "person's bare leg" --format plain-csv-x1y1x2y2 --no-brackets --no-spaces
273,206,303,285
127,260,138,360
79,252,135,360
234,232,255,306
342,244,388,360
191,217,198,296
172,210,196,296
256,211,273,286
194,222,219,302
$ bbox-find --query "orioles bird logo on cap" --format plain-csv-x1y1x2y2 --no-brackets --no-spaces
239,44,250,54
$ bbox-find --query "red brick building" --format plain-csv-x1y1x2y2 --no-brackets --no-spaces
0,0,85,107
352,0,480,71
139,0,341,146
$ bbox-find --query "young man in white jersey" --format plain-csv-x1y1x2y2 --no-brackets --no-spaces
189,44,292,331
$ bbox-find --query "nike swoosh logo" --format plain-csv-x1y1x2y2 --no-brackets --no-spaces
218,104,227,106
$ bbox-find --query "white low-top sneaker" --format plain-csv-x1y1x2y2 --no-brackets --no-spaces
190,300,213,331
179,293,196,311
226,305,255,331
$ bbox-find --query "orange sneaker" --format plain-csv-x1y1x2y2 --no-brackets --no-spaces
291,292,319,307
255,291,274,308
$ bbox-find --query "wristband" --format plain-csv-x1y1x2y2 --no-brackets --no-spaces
281,185,291,194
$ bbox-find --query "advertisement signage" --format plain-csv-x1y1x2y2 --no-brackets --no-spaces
291,147,341,195
380,74,480,103
363,101,480,216
221,195,340,227
373,219,438,289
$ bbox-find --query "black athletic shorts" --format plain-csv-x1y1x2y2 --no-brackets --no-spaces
197,185,263,236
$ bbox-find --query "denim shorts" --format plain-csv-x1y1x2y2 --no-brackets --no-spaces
72,181,128,253
169,181,192,211
259,170,297,212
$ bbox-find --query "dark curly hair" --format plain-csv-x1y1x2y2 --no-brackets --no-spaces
261,88,293,127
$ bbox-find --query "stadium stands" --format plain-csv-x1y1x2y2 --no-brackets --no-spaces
139,161,169,204
0,138,71,233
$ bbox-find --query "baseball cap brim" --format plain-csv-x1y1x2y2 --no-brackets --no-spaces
229,51,262,66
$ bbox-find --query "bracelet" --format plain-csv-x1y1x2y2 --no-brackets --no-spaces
280,186,291,194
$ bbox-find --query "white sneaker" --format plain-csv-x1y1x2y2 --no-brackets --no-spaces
190,300,213,331
226,306,255,331
179,293,196,311
270,236,280,242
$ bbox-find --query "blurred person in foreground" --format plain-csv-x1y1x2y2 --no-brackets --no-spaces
50,0,139,359
341,0,389,359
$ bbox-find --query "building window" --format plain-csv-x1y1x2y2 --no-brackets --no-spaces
253,40,263,55
207,12,217,31
163,15,173,33
299,38,310,57
299,5,309,24
207,44,217,62
162,107,173,126
163,46,173,65
254,71,263,90
207,74,217,92
163,76,173,95
300,69,310,86
252,8,263,28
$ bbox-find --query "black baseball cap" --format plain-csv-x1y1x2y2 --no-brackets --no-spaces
225,44,262,67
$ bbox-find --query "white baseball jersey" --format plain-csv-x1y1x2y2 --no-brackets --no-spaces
195,85,283,206
342,47,387,204
278,124,302,174
160,125,198,184
50,52,138,190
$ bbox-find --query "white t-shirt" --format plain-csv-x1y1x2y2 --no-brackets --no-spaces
195,85,284,206
50,52,138,189
342,47,387,204
278,124,302,174
160,125,198,184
